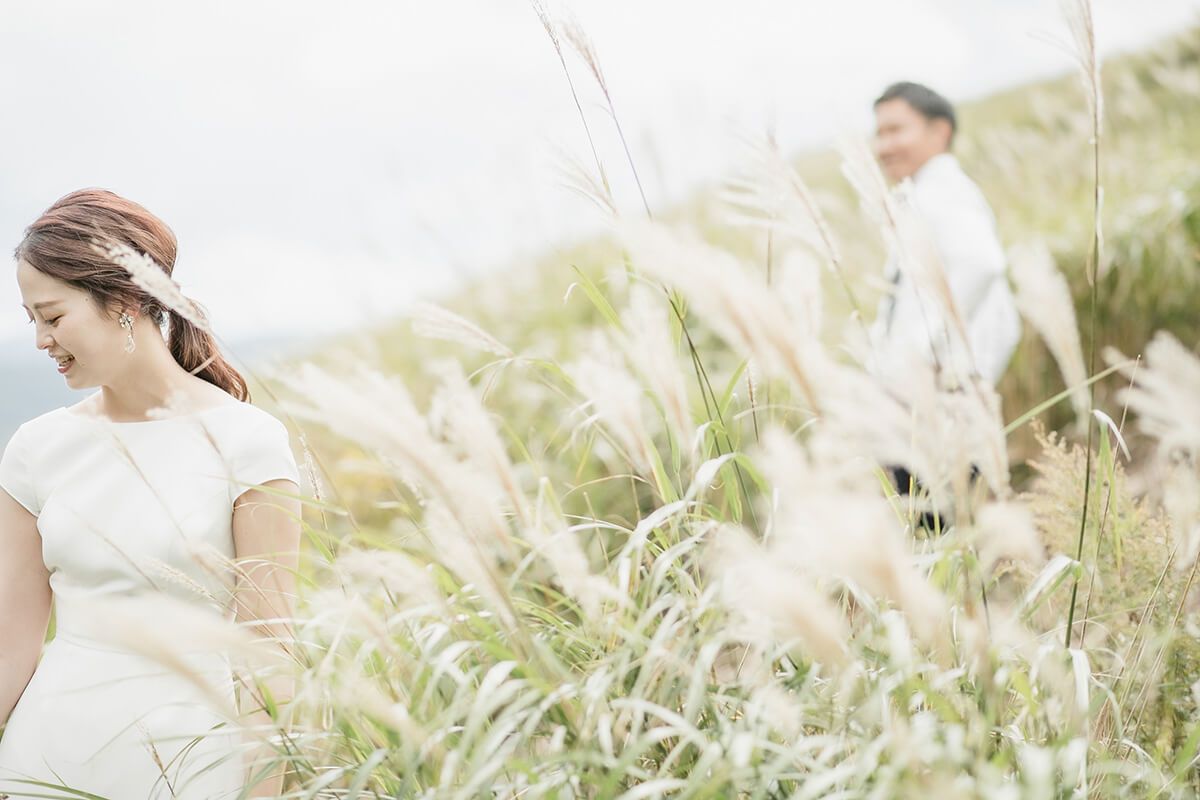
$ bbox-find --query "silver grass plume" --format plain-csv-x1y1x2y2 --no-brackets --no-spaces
1010,240,1089,427
618,284,694,450
411,302,514,358
1059,0,1105,282
713,525,851,667
1060,0,1103,138
558,14,608,105
620,220,825,412
722,132,864,346
527,477,623,621
428,360,531,529
279,362,522,619
837,137,904,260
532,0,612,208
569,331,656,472
335,549,447,612
811,351,1010,504
751,427,950,649
82,594,278,716
723,134,843,269
1111,333,1200,565
840,138,974,380
969,501,1044,577
556,147,618,216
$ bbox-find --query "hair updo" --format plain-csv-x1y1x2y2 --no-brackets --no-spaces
15,188,249,401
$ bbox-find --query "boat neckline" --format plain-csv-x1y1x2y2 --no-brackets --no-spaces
57,401,245,426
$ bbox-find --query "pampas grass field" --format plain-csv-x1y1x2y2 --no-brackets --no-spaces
8,4,1200,799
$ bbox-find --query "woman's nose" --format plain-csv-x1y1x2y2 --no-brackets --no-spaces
35,324,54,350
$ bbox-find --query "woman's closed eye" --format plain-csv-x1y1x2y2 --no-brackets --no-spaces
27,315,62,326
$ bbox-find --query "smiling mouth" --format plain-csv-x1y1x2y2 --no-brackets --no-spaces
55,356,75,374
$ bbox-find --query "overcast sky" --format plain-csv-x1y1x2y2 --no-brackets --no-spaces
1,0,1197,354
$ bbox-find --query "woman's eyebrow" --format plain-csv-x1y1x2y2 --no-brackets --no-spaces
23,300,63,310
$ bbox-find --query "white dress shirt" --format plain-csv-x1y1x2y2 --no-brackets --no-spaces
871,152,1021,387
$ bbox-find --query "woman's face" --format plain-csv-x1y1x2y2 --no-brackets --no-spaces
16,259,131,390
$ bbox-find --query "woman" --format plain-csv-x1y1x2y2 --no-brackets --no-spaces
0,190,301,799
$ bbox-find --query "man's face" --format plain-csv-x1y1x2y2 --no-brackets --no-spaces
874,98,950,182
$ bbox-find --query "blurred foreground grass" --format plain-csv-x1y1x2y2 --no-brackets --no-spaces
321,26,1200,480
230,22,1200,800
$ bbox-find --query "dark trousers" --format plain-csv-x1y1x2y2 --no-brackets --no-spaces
888,465,946,534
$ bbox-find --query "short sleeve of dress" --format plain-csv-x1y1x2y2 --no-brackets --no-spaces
228,412,300,503
0,424,39,516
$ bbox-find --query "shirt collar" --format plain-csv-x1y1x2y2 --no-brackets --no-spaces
913,152,959,186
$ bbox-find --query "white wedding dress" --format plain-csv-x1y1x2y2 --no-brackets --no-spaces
0,401,298,800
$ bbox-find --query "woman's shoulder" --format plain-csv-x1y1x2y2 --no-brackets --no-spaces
200,401,295,465
7,406,74,446
205,402,300,492
201,399,289,435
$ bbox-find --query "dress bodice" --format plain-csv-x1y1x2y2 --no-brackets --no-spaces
0,399,299,799
0,402,299,627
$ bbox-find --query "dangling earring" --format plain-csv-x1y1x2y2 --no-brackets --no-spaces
119,312,136,354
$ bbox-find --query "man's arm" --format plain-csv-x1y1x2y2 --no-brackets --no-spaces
911,165,1004,308
930,201,1007,324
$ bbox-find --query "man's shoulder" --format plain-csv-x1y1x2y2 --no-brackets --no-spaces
914,153,973,189
912,154,992,215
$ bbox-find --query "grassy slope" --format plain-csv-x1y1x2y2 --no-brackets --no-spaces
303,26,1200,492
256,30,1200,791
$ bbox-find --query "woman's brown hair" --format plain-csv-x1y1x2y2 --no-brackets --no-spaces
15,189,249,401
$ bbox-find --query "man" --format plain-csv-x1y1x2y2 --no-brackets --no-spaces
870,81,1020,388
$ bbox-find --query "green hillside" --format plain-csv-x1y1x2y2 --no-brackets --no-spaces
309,26,1198,476
247,25,1200,797
263,26,1200,559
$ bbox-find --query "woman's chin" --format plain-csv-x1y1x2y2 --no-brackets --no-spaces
62,370,90,390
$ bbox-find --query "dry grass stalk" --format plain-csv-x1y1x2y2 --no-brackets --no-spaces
620,221,824,411
752,428,950,649
532,0,612,213
556,149,618,216
1010,239,1089,428
840,138,977,383
569,332,656,472
526,478,622,620
81,594,277,720
280,363,524,626
1112,333,1200,565
284,364,513,551
91,238,211,332
429,361,531,528
723,135,844,270
411,302,514,358
1060,0,1104,138
815,353,1009,506
713,526,850,667
618,284,694,449
970,501,1044,577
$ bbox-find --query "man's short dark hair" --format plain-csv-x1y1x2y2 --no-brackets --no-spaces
875,82,956,137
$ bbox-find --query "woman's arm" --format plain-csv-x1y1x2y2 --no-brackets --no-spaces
0,490,51,726
232,479,301,798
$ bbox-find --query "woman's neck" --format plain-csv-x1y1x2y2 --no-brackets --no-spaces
93,338,214,421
